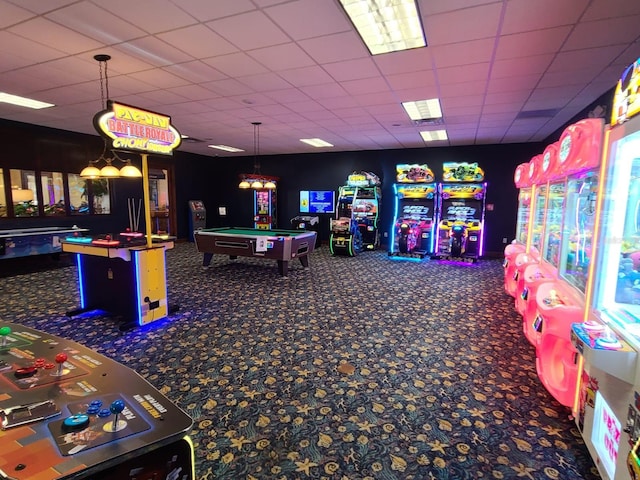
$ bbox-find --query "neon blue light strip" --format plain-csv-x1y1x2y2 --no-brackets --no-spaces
76,254,86,309
133,251,143,325
390,184,399,252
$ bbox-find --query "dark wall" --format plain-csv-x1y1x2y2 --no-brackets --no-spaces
0,118,544,256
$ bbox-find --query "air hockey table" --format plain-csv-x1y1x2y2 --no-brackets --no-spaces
0,227,88,260
193,226,317,276
0,323,194,480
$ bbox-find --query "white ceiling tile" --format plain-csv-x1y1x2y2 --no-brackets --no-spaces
0,1,35,27
563,16,640,51
322,58,380,82
582,0,640,21
491,54,554,78
171,0,256,22
8,18,103,55
440,80,487,97
203,52,269,78
5,0,77,14
501,0,590,35
341,77,389,96
495,27,572,60
207,11,289,50
249,43,316,71
45,3,146,44
437,63,490,84
424,2,503,45
299,31,369,64
550,45,628,73
128,68,190,89
374,48,433,75
278,66,334,87
237,72,293,92
162,61,227,84
266,0,351,40
431,38,495,68
157,25,238,59
99,0,198,33
386,70,437,90
119,36,196,66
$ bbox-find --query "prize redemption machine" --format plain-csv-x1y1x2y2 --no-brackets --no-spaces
330,172,381,256
388,164,437,259
531,119,605,408
503,161,532,291
573,57,640,480
433,162,486,263
254,182,277,229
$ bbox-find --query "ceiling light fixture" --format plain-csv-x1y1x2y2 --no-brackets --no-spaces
80,54,142,179
238,122,277,190
402,98,443,121
209,144,245,153
338,0,426,55
420,130,448,142
0,92,54,109
300,138,334,148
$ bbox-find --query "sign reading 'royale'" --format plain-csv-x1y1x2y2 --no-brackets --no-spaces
94,100,181,156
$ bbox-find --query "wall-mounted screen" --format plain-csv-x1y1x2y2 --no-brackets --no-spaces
300,190,336,214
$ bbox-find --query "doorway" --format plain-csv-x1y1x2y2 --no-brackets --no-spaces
147,159,177,238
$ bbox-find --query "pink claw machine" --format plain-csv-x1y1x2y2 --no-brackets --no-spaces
504,162,532,295
516,142,564,326
506,155,545,298
534,118,605,408
572,57,640,480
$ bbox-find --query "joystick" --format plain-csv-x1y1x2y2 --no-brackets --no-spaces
52,352,69,377
0,326,10,348
62,413,90,432
103,399,127,432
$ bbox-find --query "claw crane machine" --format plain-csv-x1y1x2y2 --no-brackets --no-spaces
571,57,640,480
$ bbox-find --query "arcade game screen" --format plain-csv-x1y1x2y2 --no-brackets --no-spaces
558,174,599,293
541,182,566,268
530,184,548,253
591,127,640,349
515,188,531,244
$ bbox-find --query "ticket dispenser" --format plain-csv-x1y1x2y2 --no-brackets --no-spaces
188,200,206,242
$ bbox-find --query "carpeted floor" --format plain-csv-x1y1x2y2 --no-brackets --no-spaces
0,242,600,480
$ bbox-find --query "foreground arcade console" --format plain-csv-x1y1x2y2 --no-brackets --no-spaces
0,323,193,480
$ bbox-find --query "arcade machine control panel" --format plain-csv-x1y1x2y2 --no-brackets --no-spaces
0,324,194,480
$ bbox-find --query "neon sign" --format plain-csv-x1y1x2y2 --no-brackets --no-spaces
94,101,181,156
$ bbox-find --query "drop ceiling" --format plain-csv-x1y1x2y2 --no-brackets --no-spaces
0,0,639,157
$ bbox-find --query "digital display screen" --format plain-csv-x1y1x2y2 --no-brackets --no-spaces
300,190,335,214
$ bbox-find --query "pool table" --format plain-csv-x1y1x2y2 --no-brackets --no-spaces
194,227,317,276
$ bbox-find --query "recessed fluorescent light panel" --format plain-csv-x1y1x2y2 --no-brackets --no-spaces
420,130,448,142
300,138,334,148
0,92,54,109
208,145,245,153
339,0,426,55
402,98,442,121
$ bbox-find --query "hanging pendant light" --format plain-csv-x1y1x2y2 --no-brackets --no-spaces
79,54,143,179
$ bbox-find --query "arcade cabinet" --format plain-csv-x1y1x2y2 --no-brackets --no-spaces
571,57,640,480
188,199,206,242
433,162,486,262
255,187,277,229
330,171,381,256
0,322,194,479
389,163,437,259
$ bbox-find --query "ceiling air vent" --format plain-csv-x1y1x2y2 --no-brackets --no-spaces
516,109,560,119
413,117,444,126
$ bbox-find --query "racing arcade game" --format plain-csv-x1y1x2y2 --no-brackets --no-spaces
433,162,487,262
330,171,381,256
389,164,437,259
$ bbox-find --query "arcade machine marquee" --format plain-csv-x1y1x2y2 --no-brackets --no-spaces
0,323,194,480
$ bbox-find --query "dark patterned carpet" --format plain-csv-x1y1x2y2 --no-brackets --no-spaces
0,242,600,480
